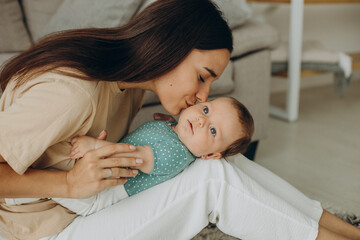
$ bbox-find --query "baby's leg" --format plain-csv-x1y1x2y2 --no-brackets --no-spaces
53,185,128,217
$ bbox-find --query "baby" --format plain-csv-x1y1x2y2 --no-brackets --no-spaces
7,97,254,216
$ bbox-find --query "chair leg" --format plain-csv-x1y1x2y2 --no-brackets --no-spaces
243,141,259,161
334,71,351,98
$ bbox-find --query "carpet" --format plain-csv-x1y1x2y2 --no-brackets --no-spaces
192,201,360,240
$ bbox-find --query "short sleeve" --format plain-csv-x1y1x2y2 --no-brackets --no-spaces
150,140,187,175
0,80,94,174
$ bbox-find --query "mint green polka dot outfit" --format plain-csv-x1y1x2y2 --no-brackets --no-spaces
119,121,196,196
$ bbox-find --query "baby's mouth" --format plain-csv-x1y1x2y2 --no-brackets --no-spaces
187,120,193,134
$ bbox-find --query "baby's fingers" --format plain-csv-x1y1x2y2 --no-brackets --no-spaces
71,144,79,151
69,148,76,156
69,150,82,160
71,137,80,145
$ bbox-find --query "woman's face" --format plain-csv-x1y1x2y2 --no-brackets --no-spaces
152,49,230,115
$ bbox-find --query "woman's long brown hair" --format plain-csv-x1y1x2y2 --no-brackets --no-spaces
0,0,233,91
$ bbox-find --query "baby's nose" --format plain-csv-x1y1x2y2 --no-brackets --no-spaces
198,116,206,127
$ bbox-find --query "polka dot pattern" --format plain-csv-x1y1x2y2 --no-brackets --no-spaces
119,121,195,196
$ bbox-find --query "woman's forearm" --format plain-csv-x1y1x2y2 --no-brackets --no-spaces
0,161,70,198
0,144,141,199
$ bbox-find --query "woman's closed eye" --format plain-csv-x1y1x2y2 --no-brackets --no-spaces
199,75,205,83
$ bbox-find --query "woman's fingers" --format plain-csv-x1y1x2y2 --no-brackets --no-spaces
92,143,136,159
101,167,138,179
66,143,140,198
99,157,141,168
101,178,128,189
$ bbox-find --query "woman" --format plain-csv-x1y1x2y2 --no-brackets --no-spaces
0,0,359,239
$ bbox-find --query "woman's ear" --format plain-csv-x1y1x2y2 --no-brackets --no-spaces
201,152,222,160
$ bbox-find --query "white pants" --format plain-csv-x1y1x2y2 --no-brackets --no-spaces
53,185,129,216
46,155,322,240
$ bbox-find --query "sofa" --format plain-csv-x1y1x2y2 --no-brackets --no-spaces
0,0,279,160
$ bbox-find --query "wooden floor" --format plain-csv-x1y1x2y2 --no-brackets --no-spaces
256,73,360,214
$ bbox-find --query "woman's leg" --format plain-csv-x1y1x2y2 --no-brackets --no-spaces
229,156,360,239
50,155,321,240
227,155,323,221
319,210,360,240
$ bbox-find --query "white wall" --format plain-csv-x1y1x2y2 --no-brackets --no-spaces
250,3,360,53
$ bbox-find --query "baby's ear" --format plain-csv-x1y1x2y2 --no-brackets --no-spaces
201,152,222,160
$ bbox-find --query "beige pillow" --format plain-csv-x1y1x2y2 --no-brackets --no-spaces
0,0,32,52
232,20,279,58
22,0,64,42
139,0,252,30
40,0,143,38
212,0,252,30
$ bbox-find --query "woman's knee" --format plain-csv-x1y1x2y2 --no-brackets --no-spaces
180,158,241,187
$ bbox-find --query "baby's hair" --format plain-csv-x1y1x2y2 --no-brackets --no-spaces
220,97,254,158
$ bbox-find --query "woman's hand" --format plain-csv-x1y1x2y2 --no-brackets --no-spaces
66,143,142,198
153,113,177,122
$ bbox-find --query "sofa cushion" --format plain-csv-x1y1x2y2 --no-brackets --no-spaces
231,20,279,58
139,0,251,30
21,0,64,42
40,0,143,38
212,0,252,30
0,52,18,68
0,0,32,52
142,61,234,106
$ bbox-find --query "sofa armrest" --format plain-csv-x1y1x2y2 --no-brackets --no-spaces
228,50,272,142
231,20,279,58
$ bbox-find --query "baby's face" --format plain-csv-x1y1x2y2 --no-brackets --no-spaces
172,98,243,158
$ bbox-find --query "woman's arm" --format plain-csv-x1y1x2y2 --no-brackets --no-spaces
0,144,142,199
0,156,70,198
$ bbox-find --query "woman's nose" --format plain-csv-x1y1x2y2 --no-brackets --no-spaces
195,84,210,103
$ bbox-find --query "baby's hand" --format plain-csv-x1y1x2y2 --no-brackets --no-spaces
70,136,99,160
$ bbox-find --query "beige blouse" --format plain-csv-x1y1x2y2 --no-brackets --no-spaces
0,70,145,240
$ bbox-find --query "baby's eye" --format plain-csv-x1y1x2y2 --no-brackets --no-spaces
210,127,216,137
199,75,205,83
203,106,209,114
